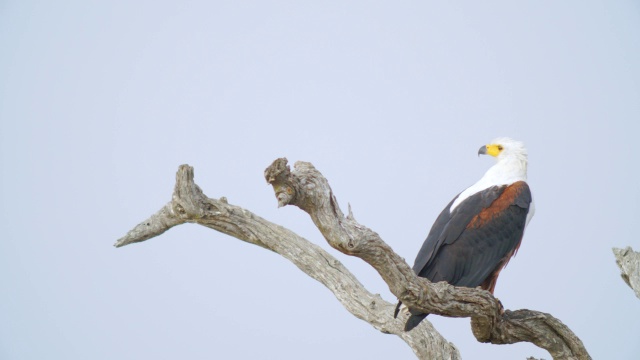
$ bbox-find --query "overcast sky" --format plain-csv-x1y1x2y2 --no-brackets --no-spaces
2,1,640,359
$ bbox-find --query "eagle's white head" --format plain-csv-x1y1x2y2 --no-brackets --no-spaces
477,137,529,185
478,137,528,163
450,137,530,212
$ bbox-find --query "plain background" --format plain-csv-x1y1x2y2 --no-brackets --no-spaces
1,1,639,359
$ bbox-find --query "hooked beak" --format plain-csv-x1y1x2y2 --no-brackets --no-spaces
478,145,487,157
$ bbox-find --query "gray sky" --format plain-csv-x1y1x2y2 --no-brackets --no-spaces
1,1,639,359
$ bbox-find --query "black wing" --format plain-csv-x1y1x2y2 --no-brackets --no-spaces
415,182,531,288
399,182,532,331
412,185,506,276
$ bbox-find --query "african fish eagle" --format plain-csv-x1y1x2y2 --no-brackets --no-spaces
396,137,534,331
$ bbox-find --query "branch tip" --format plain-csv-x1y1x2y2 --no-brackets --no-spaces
613,246,640,300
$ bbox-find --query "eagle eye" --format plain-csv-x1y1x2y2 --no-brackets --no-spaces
498,145,504,151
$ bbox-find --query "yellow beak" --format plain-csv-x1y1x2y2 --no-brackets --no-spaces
478,144,501,157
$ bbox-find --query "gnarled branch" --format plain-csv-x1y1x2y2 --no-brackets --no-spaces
264,158,591,360
613,247,640,299
115,164,460,360
116,161,591,360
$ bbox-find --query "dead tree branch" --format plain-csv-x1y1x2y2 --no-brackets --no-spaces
613,247,640,300
264,158,591,360
115,164,460,360
116,161,591,360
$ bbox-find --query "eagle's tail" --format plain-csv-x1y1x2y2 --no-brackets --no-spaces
404,312,428,331
394,301,429,331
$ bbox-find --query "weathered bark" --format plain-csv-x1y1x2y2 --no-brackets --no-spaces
116,161,591,360
115,164,460,360
613,247,640,300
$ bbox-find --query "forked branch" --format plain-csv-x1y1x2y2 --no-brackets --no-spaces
116,161,591,360
115,165,460,360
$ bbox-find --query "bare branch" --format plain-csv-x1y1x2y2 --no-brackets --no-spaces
613,247,640,299
116,164,460,360
264,158,591,360
115,203,183,247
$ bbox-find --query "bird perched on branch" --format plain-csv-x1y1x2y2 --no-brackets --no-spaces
396,138,534,331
